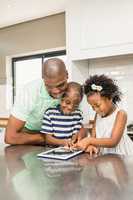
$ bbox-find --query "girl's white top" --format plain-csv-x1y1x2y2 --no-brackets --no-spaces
96,107,133,155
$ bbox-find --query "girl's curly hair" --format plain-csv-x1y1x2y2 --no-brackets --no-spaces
84,74,122,104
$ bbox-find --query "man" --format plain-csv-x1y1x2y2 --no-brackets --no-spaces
5,58,68,145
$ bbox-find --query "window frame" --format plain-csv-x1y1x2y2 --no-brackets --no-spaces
12,50,66,103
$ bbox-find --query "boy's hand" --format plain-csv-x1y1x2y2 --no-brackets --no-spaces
64,138,76,148
86,145,99,157
71,134,78,144
64,138,72,147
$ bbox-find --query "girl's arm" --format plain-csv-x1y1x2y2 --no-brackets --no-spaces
90,110,127,147
77,110,127,150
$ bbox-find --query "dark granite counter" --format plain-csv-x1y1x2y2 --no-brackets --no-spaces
0,144,133,200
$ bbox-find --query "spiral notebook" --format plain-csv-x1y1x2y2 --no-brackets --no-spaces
37,147,83,160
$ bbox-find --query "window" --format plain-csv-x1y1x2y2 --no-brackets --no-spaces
12,50,66,102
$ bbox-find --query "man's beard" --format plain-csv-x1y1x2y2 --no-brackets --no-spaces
50,92,64,99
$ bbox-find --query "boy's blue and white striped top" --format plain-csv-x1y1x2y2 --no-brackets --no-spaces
41,105,83,139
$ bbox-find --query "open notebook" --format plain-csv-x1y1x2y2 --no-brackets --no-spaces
37,147,83,160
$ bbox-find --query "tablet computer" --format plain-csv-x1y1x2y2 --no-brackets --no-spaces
37,147,83,160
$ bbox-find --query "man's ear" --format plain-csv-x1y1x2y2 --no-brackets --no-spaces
66,71,68,80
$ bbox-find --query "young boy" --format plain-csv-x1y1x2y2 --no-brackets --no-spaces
40,82,86,146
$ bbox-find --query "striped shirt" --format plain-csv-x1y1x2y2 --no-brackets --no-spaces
41,105,83,139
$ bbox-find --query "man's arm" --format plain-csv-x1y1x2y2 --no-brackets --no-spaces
5,115,45,145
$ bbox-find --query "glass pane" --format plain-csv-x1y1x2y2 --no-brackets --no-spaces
15,58,42,96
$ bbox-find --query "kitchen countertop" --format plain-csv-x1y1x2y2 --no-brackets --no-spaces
0,144,133,200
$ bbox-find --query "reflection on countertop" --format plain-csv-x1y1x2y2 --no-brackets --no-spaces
0,145,133,200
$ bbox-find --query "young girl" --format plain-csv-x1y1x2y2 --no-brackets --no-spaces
76,74,133,155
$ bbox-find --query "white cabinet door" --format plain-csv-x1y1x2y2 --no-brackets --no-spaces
66,0,133,60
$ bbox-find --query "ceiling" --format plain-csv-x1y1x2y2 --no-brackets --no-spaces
0,0,67,28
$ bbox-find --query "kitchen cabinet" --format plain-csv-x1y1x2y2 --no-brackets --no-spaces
66,0,133,60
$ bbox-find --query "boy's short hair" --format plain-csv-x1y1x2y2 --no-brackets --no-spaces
63,82,84,100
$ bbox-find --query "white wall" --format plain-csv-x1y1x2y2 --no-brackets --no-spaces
0,85,10,117
88,55,133,125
